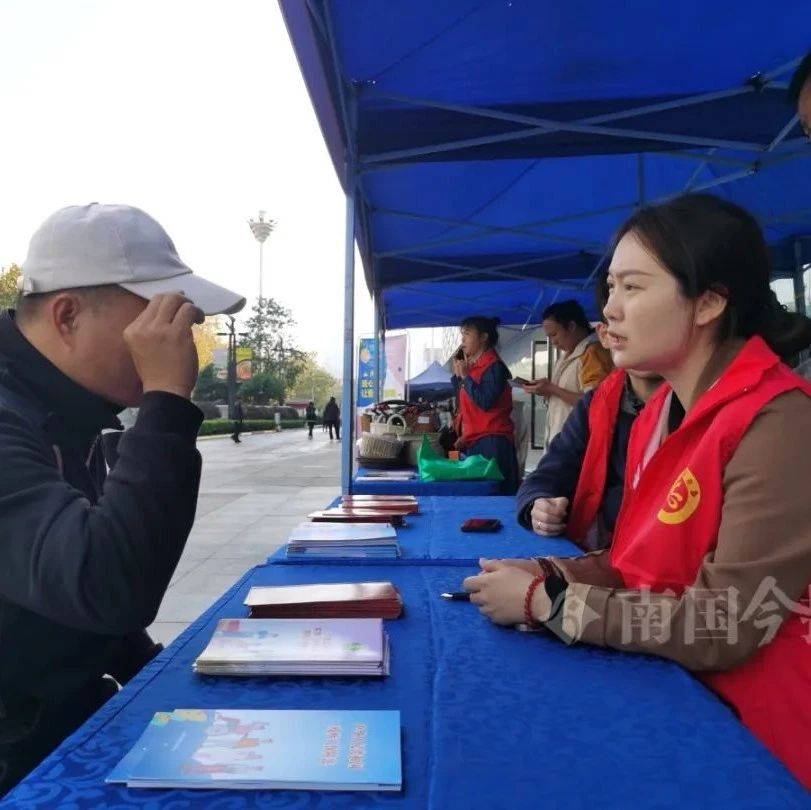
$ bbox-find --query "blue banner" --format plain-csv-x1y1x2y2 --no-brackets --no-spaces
357,338,378,407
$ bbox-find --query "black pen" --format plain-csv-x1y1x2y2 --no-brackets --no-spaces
441,591,471,601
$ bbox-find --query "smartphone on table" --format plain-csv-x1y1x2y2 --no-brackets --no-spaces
461,518,502,533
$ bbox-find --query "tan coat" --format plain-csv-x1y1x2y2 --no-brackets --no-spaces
543,333,608,449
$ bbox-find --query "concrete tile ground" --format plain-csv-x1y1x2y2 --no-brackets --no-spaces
148,428,340,645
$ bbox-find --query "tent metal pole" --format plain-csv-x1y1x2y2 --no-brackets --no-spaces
363,83,758,128
683,148,717,190
372,207,606,245
763,56,804,80
320,1,361,493
373,294,382,401
363,150,754,174
766,114,800,152
394,284,535,314
689,167,756,192
794,238,807,316
522,287,547,331
360,82,770,164
340,193,356,495
488,252,592,273
361,93,767,164
376,228,601,258
388,260,584,289
379,329,386,401
763,147,811,169
362,124,764,165
374,201,634,231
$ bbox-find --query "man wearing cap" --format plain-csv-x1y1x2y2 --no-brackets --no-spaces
0,203,244,794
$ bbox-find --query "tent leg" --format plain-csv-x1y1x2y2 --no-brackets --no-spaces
373,294,382,401
341,193,356,495
379,331,386,401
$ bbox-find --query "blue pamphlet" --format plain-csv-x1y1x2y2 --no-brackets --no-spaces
107,708,401,791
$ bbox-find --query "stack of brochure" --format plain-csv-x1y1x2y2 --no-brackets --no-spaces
342,494,418,508
245,581,403,619
285,521,400,560
194,618,390,677
355,469,416,482
306,507,409,526
107,708,402,791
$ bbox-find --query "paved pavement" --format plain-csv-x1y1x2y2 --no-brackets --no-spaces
148,427,340,645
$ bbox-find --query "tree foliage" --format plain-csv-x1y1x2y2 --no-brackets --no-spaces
0,264,21,311
238,297,306,402
193,363,228,402
288,353,339,408
239,371,285,405
192,316,222,370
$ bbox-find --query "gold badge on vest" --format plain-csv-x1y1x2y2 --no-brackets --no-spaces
657,467,701,525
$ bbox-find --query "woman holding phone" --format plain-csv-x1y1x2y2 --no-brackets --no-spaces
463,194,811,786
451,316,520,494
523,300,613,450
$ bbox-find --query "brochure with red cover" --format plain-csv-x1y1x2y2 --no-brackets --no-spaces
244,581,403,619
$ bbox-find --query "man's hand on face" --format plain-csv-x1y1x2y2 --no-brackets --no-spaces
123,293,204,400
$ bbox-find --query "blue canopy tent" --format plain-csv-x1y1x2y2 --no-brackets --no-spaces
406,360,454,401
278,0,811,489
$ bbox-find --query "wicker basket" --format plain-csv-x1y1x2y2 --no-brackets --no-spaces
359,433,404,460
369,419,407,437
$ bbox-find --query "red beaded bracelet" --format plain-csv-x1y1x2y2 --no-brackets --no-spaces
523,575,546,626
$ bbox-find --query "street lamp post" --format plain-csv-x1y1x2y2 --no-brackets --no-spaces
248,210,275,302
217,316,248,418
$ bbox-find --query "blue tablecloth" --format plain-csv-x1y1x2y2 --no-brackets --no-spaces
269,496,583,566
5,563,804,808
354,467,500,496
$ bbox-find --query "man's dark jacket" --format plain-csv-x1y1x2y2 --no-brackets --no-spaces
0,311,203,792
516,383,642,547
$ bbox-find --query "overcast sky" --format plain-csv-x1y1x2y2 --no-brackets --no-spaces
0,0,393,376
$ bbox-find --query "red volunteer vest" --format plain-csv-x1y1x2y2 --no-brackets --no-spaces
566,369,627,543
610,336,811,787
458,349,514,449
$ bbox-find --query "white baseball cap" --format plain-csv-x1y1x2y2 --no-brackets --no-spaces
20,203,246,316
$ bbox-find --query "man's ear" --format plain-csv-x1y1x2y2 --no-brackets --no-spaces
48,293,84,344
694,288,728,328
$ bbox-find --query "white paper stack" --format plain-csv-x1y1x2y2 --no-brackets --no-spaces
194,618,390,676
285,521,400,560
355,469,416,481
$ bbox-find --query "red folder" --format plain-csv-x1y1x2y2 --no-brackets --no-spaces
244,581,403,619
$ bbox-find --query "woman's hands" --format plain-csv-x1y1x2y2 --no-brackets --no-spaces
452,355,469,379
462,558,552,626
530,497,569,536
522,378,554,397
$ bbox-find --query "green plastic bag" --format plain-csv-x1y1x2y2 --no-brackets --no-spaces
416,436,504,482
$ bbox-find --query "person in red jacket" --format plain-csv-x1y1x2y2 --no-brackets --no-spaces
463,194,811,787
451,316,519,494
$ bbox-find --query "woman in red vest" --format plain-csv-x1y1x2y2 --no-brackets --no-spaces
451,316,519,494
516,360,663,551
464,194,811,787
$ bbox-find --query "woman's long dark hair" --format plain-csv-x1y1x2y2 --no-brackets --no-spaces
542,300,594,334
604,193,811,360
460,315,501,348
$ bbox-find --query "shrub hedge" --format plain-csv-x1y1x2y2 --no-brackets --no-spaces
199,419,306,436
